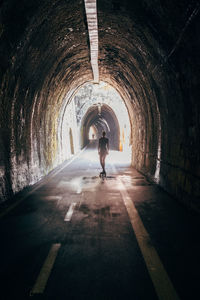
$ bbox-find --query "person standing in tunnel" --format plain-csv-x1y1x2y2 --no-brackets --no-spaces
98,131,109,176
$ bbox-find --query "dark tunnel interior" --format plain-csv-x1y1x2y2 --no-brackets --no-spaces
0,0,200,212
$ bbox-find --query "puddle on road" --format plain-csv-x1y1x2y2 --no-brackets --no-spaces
57,174,151,194
78,203,90,214
119,175,152,187
83,176,115,180
57,176,99,193
94,206,111,217
76,203,121,219
57,175,116,193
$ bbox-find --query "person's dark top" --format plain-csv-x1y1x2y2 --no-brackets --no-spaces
98,137,109,154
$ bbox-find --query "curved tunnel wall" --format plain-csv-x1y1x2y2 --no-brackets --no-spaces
0,0,200,212
80,104,120,150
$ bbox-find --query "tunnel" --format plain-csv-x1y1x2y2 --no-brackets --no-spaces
1,1,200,299
0,0,200,213
80,103,120,150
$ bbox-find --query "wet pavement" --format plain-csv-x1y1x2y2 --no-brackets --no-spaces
0,142,200,299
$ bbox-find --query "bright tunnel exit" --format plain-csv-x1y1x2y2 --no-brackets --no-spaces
56,81,132,170
73,82,130,152
73,81,132,163
89,126,97,140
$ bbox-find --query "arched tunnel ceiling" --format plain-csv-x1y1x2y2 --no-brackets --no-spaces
0,0,200,209
1,0,199,103
83,104,118,130
1,0,199,146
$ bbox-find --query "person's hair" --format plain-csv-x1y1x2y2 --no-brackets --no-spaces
102,131,106,136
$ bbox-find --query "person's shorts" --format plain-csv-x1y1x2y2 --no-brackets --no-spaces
99,150,108,156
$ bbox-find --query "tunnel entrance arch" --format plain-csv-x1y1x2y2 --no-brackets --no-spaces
57,79,162,185
80,103,120,150
73,81,131,153
55,77,163,189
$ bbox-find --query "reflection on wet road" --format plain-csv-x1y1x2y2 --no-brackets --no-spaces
0,145,199,300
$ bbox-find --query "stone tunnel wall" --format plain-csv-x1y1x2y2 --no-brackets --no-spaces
98,1,200,211
0,0,91,202
0,0,200,212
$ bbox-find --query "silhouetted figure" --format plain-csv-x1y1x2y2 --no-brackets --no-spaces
98,131,109,176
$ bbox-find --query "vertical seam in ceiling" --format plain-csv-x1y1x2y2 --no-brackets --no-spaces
84,0,99,83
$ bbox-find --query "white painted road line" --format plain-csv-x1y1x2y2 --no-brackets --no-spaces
64,203,76,221
117,177,180,300
30,243,61,296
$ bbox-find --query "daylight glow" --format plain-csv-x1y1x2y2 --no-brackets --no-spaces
74,81,131,157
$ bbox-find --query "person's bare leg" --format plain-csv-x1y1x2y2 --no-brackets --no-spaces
100,154,106,173
102,155,106,173
100,155,103,171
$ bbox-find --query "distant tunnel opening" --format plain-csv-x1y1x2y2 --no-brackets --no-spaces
88,126,97,140
81,104,120,150
72,81,131,154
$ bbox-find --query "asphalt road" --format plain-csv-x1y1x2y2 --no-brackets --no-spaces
0,142,199,299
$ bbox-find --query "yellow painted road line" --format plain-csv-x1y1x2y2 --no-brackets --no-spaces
30,243,61,296
117,177,180,300
64,203,76,221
